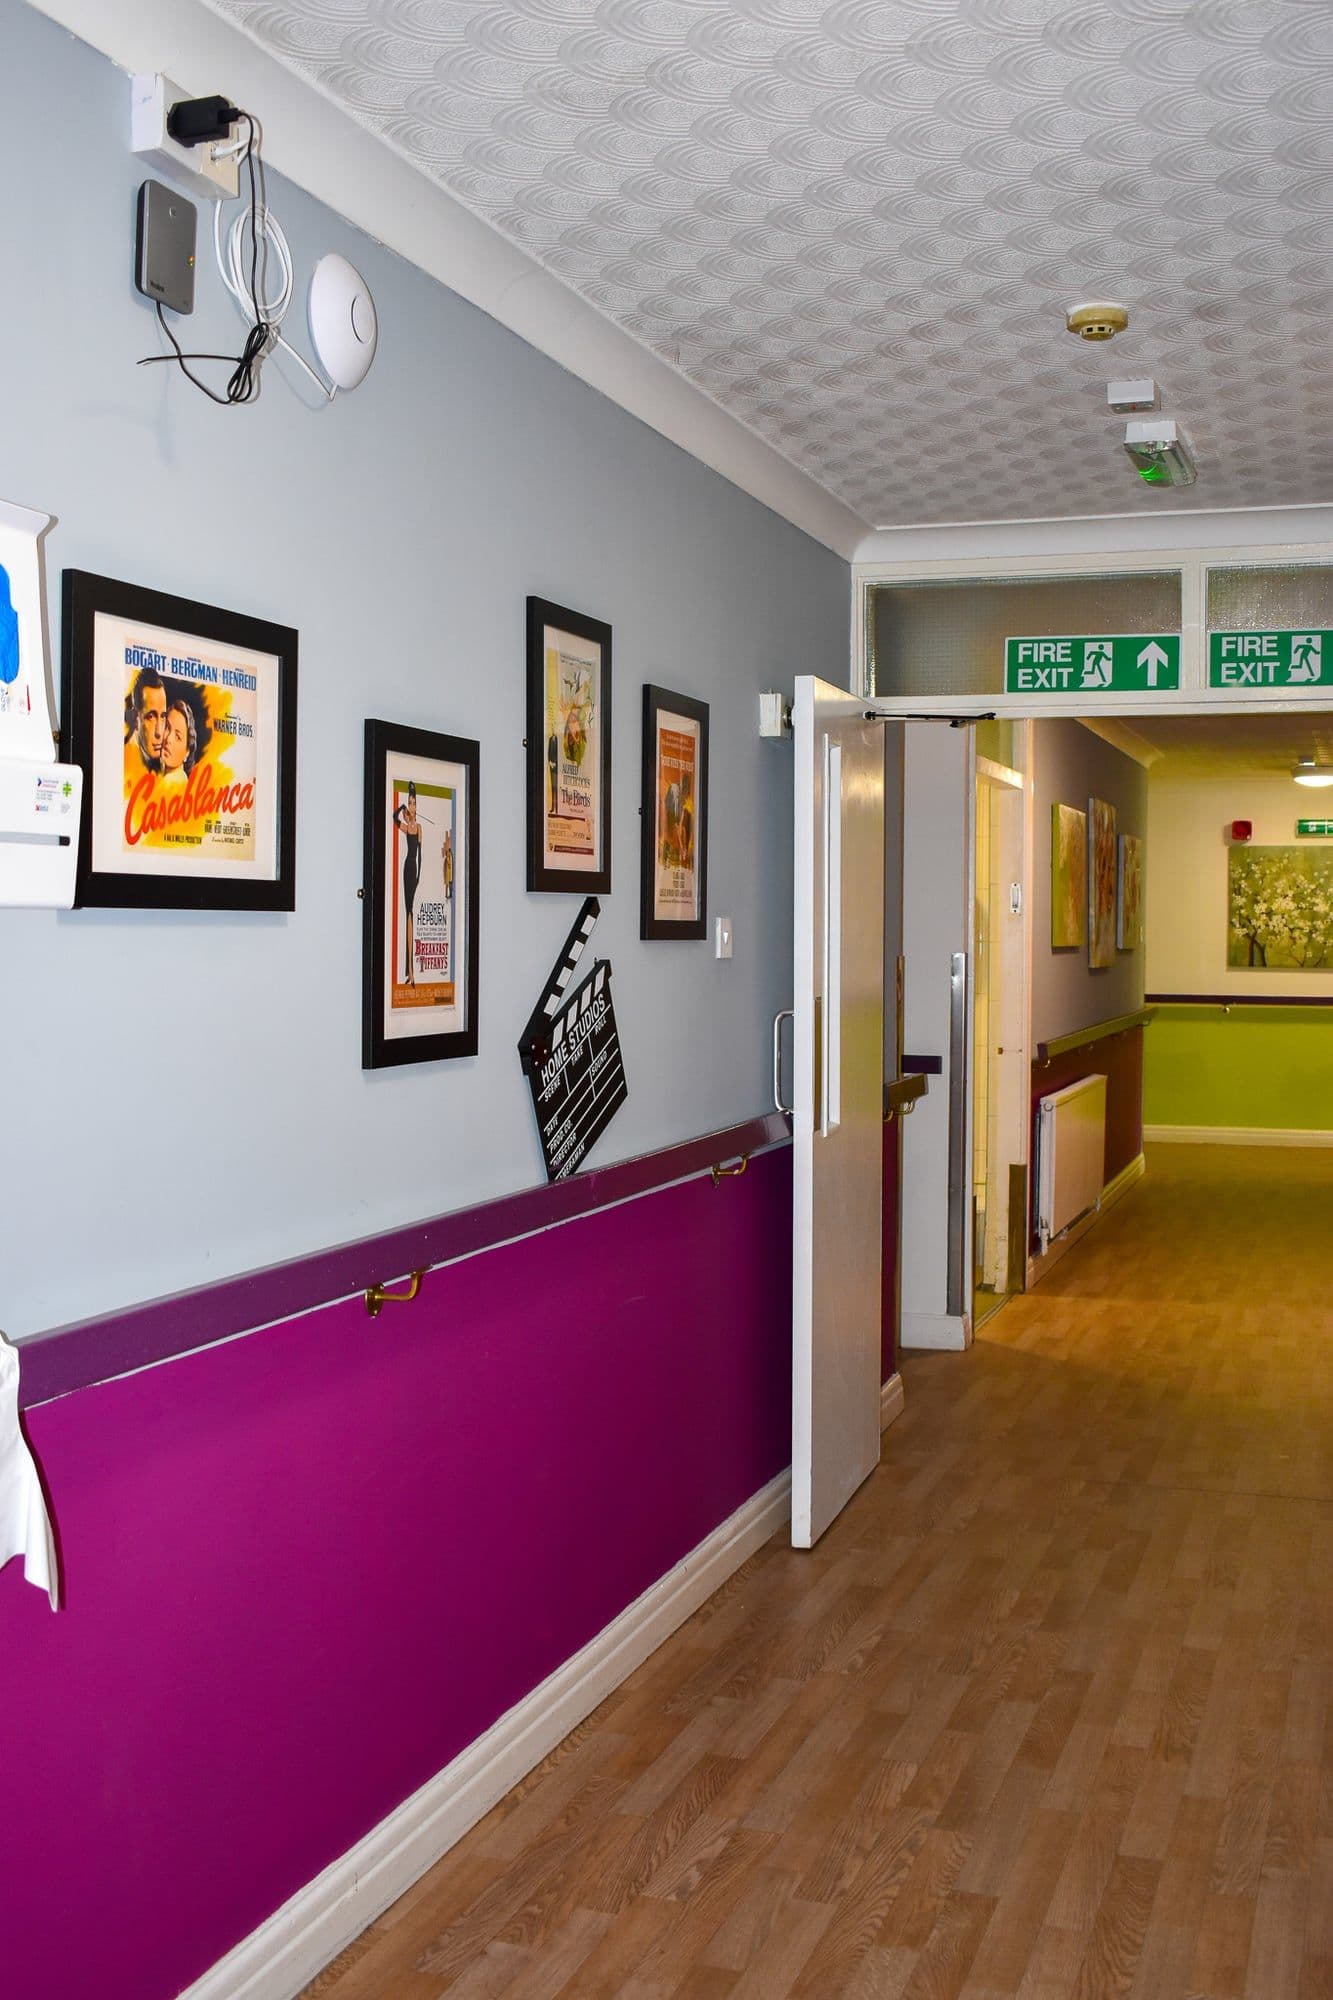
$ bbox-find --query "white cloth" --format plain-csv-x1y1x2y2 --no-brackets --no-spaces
0,1334,58,1609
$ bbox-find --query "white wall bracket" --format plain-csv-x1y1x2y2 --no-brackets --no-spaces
759,691,792,738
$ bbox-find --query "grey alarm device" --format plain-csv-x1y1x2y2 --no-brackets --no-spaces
135,180,197,316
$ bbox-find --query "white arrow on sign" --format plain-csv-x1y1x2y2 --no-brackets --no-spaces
1137,641,1169,686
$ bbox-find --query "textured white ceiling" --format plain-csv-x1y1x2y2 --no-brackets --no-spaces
206,0,1333,529
1137,709,1333,777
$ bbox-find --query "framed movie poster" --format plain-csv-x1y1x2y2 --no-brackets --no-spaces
363,718,479,1067
640,683,708,940
60,570,297,910
526,597,611,894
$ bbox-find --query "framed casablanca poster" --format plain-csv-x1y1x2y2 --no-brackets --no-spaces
640,683,709,941
526,596,612,895
60,571,297,910
362,718,479,1067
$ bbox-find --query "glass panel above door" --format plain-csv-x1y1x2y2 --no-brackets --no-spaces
1207,564,1333,631
866,571,1182,698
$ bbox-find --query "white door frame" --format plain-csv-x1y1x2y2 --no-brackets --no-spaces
857,536,1333,1347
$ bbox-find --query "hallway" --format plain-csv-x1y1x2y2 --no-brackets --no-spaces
307,1146,1333,2000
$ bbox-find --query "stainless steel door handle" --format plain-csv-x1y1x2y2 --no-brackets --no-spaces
773,1008,794,1116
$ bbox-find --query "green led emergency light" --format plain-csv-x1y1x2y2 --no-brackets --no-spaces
1123,419,1196,488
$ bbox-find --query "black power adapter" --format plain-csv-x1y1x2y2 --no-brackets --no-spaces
165,94,240,146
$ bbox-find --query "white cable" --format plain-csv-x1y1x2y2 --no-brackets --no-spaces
212,174,337,404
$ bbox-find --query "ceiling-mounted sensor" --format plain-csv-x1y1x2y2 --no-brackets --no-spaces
1107,378,1158,413
1123,418,1196,488
1066,301,1129,341
308,254,378,391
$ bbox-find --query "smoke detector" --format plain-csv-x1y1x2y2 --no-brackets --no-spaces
1066,301,1129,341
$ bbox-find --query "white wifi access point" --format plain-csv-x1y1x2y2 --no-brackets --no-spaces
308,254,378,391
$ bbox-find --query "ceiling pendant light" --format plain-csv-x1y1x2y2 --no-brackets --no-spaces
1292,756,1333,788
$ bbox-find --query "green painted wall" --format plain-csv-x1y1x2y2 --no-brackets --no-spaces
1144,1006,1333,1129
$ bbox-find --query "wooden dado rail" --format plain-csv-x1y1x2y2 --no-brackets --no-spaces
16,1112,791,1410
1035,1007,1157,1067
1144,994,1333,1008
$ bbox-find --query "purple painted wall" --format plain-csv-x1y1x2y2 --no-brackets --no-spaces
2,1150,792,2000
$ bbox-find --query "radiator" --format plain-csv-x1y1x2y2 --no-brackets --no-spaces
1036,1073,1107,1250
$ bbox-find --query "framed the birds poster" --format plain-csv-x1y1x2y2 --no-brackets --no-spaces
526,596,612,895
362,718,480,1067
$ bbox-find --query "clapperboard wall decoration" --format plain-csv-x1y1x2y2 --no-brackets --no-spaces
519,896,628,1182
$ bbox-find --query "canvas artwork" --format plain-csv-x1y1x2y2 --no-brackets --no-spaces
1088,797,1117,969
1117,833,1143,951
1228,845,1333,969
1050,803,1086,948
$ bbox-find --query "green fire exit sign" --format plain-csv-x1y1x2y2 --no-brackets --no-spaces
1004,634,1180,694
1210,630,1332,687
1297,819,1333,837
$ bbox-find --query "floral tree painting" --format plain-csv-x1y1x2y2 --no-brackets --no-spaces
1051,803,1086,948
1228,845,1333,968
1088,797,1117,969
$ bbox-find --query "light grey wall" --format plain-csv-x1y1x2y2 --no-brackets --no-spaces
0,1,849,1337
1030,720,1147,1045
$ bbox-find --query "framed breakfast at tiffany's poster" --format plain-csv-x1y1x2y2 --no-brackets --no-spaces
526,596,612,895
362,718,480,1067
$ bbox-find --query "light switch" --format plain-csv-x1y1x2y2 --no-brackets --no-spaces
715,916,733,960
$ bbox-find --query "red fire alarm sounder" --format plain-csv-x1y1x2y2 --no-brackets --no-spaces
1231,821,1252,842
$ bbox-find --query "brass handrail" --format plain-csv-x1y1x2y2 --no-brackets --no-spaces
711,1154,750,1187
1035,1006,1157,1064
365,1270,426,1319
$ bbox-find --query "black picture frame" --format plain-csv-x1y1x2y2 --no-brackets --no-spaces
362,718,480,1068
640,683,709,941
60,569,298,911
526,596,612,894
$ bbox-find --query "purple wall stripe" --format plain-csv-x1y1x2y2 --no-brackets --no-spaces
19,1112,790,1410
5,1146,794,2000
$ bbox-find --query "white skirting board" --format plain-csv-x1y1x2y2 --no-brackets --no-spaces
900,1312,971,1352
1027,1152,1145,1289
881,1371,905,1431
1144,1125,1333,1148
180,1469,793,2000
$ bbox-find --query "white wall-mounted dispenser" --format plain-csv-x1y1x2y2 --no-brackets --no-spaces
0,499,82,908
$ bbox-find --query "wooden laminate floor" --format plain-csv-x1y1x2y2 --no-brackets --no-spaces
303,1145,1333,2000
